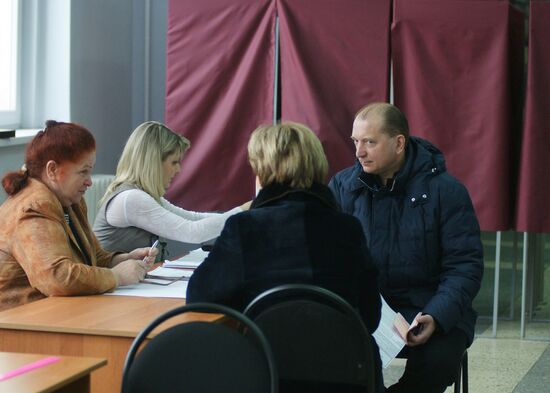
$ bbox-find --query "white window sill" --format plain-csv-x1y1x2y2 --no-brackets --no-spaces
0,129,41,148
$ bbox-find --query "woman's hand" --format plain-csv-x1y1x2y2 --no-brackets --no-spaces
111,259,148,286
128,246,159,264
110,246,159,268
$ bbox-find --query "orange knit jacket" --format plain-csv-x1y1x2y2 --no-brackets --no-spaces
0,179,117,311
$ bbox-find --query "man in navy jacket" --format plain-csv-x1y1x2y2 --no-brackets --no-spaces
329,102,483,393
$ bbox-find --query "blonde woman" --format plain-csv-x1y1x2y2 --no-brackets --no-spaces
93,121,250,257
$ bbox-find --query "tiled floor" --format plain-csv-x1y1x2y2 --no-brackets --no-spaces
382,320,550,392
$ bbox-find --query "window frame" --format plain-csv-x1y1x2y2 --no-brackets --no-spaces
0,0,21,128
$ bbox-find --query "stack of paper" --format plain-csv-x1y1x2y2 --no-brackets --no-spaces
163,249,209,268
105,280,187,298
140,267,193,286
105,249,209,297
146,266,193,279
145,266,193,281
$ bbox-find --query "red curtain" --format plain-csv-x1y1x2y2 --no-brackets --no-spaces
515,1,550,233
165,0,275,210
392,0,523,231
278,0,391,175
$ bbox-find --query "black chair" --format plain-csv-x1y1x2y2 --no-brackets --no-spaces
244,284,378,393
121,302,278,393
454,351,468,393
396,343,468,393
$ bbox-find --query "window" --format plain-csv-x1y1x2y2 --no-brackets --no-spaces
0,0,19,126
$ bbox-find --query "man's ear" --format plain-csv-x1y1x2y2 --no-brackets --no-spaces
45,160,59,181
396,134,406,154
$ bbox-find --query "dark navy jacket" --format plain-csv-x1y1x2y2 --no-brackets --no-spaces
186,182,381,334
329,137,483,344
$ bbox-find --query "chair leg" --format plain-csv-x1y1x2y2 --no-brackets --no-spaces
454,351,468,393
462,351,468,393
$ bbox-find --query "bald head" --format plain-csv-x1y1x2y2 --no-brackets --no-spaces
351,102,408,184
355,102,409,144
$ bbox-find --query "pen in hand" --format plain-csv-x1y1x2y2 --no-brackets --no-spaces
143,239,160,265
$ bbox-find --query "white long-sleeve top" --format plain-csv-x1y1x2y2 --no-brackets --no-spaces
105,189,242,244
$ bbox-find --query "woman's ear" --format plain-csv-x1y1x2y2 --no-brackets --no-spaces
45,160,59,181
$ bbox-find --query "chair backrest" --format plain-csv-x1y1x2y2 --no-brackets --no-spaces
122,302,278,393
83,173,114,224
244,284,377,393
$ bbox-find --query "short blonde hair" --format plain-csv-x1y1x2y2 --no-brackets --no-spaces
102,121,190,203
248,122,328,189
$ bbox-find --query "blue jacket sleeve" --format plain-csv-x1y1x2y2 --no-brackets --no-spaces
422,181,484,333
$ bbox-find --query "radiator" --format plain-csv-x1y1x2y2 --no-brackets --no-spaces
84,174,115,226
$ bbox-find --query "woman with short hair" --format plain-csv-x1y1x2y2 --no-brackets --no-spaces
188,122,381,323
187,122,384,392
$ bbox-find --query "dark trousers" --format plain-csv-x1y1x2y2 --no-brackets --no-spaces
386,327,468,393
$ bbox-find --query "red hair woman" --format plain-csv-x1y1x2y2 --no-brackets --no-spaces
0,121,156,311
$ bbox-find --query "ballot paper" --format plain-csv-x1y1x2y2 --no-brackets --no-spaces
372,296,420,368
163,248,209,268
146,266,193,279
105,265,196,297
104,279,187,298
140,266,194,286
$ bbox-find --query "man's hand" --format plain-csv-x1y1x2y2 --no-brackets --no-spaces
407,314,437,347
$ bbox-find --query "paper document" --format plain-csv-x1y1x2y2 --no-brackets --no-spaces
146,266,193,279
143,267,193,285
104,280,187,298
141,277,186,286
372,296,420,368
163,249,209,268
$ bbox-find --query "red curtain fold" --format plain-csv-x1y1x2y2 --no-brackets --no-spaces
165,0,275,210
392,0,523,231
515,1,550,233
278,0,391,176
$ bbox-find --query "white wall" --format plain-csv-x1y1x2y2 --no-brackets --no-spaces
69,0,134,174
70,0,168,174
0,0,169,192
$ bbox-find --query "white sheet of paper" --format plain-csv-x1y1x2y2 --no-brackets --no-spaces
163,260,201,269
104,279,188,298
163,249,209,268
147,266,193,279
372,295,407,368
